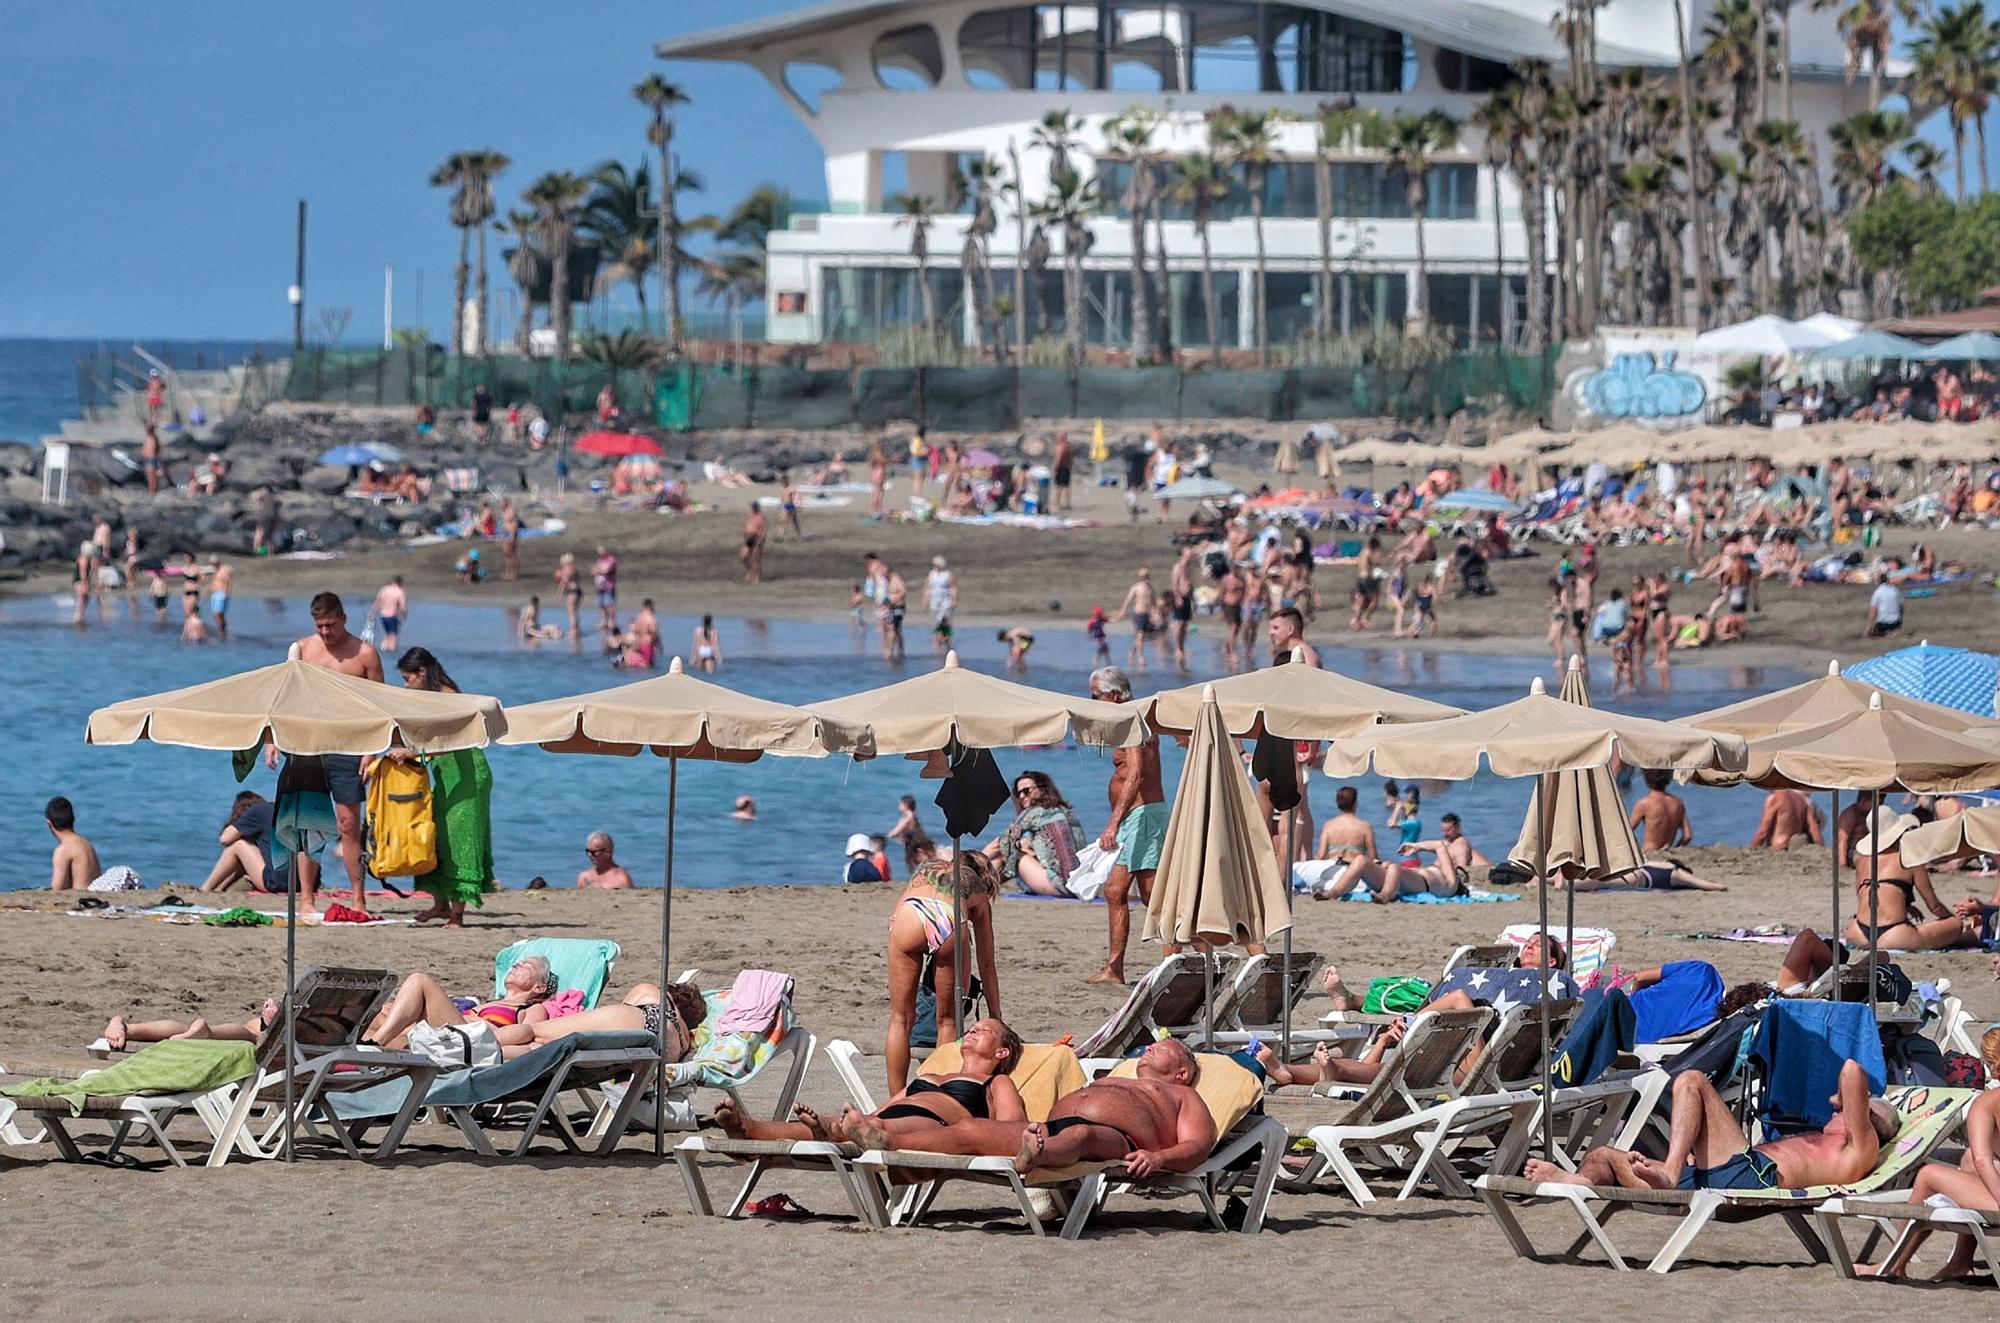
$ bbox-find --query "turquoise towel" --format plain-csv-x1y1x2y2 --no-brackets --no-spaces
4,1039,256,1116
494,937,620,1010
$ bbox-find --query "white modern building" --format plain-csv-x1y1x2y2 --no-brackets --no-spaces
659,1,1874,350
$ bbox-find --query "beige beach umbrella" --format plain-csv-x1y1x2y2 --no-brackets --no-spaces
86,657,505,1162
87,657,504,753
816,650,1148,1020
1144,655,1462,1055
1143,685,1291,1040
501,656,871,1154
1898,806,2000,868
1323,664,1745,1156
1508,658,1643,882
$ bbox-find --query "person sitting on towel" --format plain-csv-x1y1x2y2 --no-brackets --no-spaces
828,1036,1217,1179
1525,1058,1895,1191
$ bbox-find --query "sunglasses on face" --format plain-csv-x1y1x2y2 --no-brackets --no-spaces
585,846,609,856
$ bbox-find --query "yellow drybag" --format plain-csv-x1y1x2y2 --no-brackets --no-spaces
367,757,437,877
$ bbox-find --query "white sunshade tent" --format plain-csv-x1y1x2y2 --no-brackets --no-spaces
1692,314,1851,358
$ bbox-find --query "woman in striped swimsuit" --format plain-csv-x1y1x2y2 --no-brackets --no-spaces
886,853,1005,1092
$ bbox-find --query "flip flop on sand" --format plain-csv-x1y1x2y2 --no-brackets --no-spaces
744,1194,812,1220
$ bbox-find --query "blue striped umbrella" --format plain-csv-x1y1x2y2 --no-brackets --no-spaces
1845,641,2000,718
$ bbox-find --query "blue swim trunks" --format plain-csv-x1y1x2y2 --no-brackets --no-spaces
1678,1148,1780,1191
1115,801,1170,872
209,591,229,616
378,614,401,636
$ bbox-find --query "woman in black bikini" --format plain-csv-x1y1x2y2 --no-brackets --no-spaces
712,1017,1025,1144
1842,811,1978,952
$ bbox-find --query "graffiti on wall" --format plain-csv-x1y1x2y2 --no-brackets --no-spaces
1569,352,1707,420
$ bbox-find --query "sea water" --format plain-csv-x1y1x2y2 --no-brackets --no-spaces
1,592,1801,892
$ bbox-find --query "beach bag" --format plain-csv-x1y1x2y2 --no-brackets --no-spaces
1064,842,1116,901
1361,977,1432,1014
367,758,436,877
87,866,142,892
407,1020,502,1070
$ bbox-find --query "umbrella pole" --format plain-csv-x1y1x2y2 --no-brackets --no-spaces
655,755,678,1158
1867,789,1880,1012
1535,771,1553,1163
1281,806,1297,1063
1829,790,1841,989
283,855,297,1164
951,836,965,1030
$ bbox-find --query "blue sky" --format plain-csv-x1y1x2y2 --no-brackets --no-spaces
1,2,818,340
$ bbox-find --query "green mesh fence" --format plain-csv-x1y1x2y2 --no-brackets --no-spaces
287,350,1556,428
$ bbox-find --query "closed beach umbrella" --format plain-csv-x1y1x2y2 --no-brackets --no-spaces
1144,656,1463,1057
1845,641,2000,719
1143,685,1291,1040
1508,658,1643,882
1324,669,1745,1155
1898,805,2000,868
86,659,505,1160
500,656,871,1153
816,651,1148,1019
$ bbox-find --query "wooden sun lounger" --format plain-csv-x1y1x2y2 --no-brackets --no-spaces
1474,1086,1977,1273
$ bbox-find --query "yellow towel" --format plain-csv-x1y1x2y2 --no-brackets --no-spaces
913,1042,1086,1122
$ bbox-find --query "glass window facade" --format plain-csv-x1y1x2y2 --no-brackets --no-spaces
1098,159,1479,222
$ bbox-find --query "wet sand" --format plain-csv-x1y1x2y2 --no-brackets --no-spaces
4,846,1998,1320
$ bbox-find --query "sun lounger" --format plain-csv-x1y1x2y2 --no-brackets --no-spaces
331,1029,659,1158
1815,1193,2000,1286
1076,951,1244,1070
1186,950,1329,1051
1474,1084,1975,1273
2,1040,258,1169
589,981,815,1137
849,1051,1285,1238
493,937,620,1010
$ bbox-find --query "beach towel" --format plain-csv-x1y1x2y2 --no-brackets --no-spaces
328,1030,655,1120
1666,926,1798,946
713,970,792,1036
493,938,620,1010
1629,961,1725,1044
1337,888,1514,905
1431,967,1579,1014
1500,924,1616,980
1064,842,1116,901
1750,1000,1887,1132
542,989,586,1019
915,1042,1085,1121
1552,990,1636,1087
204,906,275,927
673,989,792,1088
3,1040,255,1117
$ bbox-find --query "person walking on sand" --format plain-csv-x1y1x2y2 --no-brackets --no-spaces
271,592,384,914
692,614,723,672
592,546,619,632
371,575,408,652
1051,429,1075,512
499,499,521,581
778,475,804,540
1087,667,1166,985
1116,568,1158,672
741,502,768,584
382,647,494,927
868,441,888,518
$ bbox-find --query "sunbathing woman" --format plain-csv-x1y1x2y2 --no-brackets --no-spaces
713,1017,1025,1146
523,979,708,1062
103,998,279,1050
1842,812,1981,952
1555,858,1727,892
886,853,1004,1092
1862,1039,2000,1281
365,957,558,1054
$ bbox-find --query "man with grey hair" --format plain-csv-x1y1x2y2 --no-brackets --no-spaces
1088,666,1165,985
574,831,635,889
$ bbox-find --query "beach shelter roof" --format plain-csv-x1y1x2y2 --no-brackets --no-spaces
1694,314,1840,357
1143,653,1463,741
814,650,1146,755
1897,805,2000,867
1143,685,1291,949
86,658,504,755
499,657,871,760
1924,331,2000,360
1677,660,1997,740
1508,659,1644,880
1844,641,2000,719
1702,692,2000,793
1322,675,1746,780
1157,476,1243,502
1797,312,1865,343
1809,330,1930,361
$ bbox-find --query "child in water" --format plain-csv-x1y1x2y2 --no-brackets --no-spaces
1086,606,1110,664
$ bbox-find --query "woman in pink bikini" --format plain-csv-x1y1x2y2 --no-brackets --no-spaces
885,853,1004,1092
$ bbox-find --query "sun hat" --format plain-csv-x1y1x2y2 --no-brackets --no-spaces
1853,808,1919,859
845,832,874,857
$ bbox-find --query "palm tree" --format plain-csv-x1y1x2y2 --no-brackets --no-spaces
1312,98,1364,343
634,74,692,348
891,193,940,339
1815,1,1929,109
1830,108,1911,208
1209,106,1285,365
1029,109,1084,179
1003,140,1032,355
1904,137,1951,194
1031,167,1102,368
581,159,657,327
1468,89,1522,346
959,155,1004,359
1102,108,1161,363
1365,110,1461,334
524,171,589,361
578,328,664,403
497,208,542,355
1910,3,1990,201
431,153,478,355
1511,60,1554,353
1172,152,1232,364
458,151,510,354
1669,1,1710,328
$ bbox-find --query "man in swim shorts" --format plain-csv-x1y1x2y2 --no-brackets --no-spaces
1088,666,1167,985
1526,1058,1895,1192
207,555,233,640
371,575,408,652
270,592,383,913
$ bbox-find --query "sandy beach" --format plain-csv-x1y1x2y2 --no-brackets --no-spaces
4,848,1997,1321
